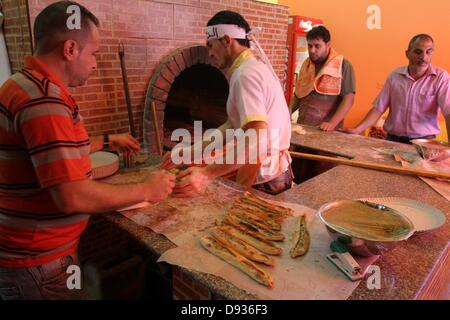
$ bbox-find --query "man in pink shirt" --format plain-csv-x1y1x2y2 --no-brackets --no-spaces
345,34,450,143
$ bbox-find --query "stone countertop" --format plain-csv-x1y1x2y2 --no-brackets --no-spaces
290,123,416,165
105,210,259,299
102,158,449,300
103,155,259,299
275,166,450,300
103,156,259,299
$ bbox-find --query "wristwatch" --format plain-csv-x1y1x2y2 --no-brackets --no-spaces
103,133,110,150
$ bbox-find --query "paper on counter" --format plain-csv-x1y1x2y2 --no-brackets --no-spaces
158,201,363,300
106,169,366,299
117,179,242,246
396,154,450,202
419,177,450,202
373,149,450,202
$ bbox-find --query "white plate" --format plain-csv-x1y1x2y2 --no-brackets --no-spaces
358,197,446,232
89,151,119,179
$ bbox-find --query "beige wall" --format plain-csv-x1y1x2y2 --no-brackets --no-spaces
280,0,450,140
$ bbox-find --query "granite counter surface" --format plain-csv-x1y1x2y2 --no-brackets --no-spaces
102,162,449,299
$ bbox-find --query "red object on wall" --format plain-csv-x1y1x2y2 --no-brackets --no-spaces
285,15,323,103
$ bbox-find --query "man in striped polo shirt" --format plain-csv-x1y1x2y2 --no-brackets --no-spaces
0,1,175,299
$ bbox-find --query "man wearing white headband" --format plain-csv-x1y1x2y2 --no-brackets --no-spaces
162,10,292,196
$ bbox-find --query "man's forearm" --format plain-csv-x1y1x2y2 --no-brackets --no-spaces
188,121,231,162
353,107,384,134
202,120,231,148
204,162,245,180
445,115,450,142
203,121,268,181
89,135,104,153
203,138,258,180
50,179,148,215
328,93,355,126
289,94,301,114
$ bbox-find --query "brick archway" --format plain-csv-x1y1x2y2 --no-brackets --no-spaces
143,45,223,153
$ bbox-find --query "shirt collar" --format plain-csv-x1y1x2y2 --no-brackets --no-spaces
227,49,254,79
427,65,438,76
23,55,71,96
398,65,437,79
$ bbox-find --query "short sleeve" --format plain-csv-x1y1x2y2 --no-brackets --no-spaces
340,59,356,96
231,72,269,128
372,74,392,113
16,102,90,188
437,74,450,117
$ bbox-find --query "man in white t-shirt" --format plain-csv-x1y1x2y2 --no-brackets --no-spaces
161,10,292,196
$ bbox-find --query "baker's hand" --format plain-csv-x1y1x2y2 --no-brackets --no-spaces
109,134,140,154
142,170,176,202
160,147,198,170
172,167,213,198
160,151,176,170
318,122,337,132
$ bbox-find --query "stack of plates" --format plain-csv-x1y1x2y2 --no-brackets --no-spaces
89,151,119,179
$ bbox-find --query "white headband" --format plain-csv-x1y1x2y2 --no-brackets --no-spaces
206,25,282,87
206,24,247,40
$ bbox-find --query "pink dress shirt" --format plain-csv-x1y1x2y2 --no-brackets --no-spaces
373,65,450,138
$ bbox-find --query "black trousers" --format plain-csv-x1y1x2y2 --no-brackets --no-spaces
387,134,436,144
252,167,293,195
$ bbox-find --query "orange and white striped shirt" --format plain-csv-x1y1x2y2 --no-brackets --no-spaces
0,56,92,268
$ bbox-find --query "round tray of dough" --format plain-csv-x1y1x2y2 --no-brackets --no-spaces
358,197,446,233
89,151,119,179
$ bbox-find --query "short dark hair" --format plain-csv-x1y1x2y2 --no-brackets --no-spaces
306,25,331,43
407,34,434,52
207,11,251,48
33,1,100,54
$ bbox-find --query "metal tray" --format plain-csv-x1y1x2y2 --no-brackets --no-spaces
317,200,415,242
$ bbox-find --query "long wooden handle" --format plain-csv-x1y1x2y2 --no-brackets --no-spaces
118,43,136,137
289,151,450,180
151,101,163,157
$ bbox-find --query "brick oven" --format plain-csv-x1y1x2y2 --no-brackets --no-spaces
144,45,229,150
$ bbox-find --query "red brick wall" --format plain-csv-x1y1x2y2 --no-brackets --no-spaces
2,0,32,72
172,266,212,300
5,0,288,149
